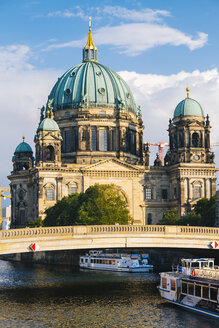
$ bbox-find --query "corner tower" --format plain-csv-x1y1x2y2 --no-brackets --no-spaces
47,19,144,165
166,89,216,216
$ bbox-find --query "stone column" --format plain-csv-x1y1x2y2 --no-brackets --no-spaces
56,177,63,200
204,178,207,198
108,127,112,151
96,128,99,151
88,125,91,151
206,179,210,198
212,178,216,196
78,127,82,151
189,179,193,201
38,177,44,199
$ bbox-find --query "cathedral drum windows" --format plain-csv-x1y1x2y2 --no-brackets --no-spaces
99,128,108,151
91,128,97,151
65,130,72,152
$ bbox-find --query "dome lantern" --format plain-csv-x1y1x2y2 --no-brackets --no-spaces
83,17,98,63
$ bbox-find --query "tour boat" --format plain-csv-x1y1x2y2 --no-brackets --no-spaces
79,251,153,272
158,258,219,319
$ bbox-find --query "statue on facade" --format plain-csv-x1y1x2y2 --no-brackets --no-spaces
40,106,45,121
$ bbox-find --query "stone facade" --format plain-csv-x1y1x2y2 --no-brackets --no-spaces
216,190,219,227
8,28,217,228
8,113,216,227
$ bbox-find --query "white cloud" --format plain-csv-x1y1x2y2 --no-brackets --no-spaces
0,45,60,186
46,23,207,55
47,7,88,20
100,6,170,22
0,45,33,71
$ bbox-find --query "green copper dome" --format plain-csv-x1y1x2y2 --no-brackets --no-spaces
15,141,33,153
47,62,137,113
38,117,60,131
174,97,204,118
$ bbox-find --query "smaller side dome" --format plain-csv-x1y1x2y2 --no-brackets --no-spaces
174,98,204,118
174,89,204,118
15,141,33,153
38,118,60,132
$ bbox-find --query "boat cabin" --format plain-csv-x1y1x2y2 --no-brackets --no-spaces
180,258,215,275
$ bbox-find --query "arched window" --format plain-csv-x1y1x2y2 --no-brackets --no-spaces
46,146,55,161
192,132,199,147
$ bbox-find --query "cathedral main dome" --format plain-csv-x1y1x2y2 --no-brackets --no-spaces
48,62,137,113
47,19,136,114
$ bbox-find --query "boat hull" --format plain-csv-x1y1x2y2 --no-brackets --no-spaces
80,265,153,273
163,297,219,320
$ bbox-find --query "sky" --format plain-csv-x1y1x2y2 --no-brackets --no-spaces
1,0,219,207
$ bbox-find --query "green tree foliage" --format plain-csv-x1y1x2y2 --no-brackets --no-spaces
158,196,216,226
27,218,44,228
158,209,179,225
193,196,215,226
43,184,132,227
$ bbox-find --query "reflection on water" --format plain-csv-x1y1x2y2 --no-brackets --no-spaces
0,260,217,327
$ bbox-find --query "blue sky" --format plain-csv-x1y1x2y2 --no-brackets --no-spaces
0,0,219,204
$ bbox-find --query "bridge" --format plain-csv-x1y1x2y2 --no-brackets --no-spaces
0,225,218,255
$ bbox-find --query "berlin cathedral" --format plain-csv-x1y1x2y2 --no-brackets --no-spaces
8,22,216,228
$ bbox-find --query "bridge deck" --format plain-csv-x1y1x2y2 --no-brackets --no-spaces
0,225,218,255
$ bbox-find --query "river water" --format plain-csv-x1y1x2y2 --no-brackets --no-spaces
0,260,218,328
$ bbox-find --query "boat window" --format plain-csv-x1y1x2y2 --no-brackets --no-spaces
188,283,194,295
91,259,94,264
201,262,208,268
191,262,199,268
109,260,112,265
112,260,116,265
210,288,218,302
85,259,88,263
162,278,167,289
182,282,187,294
80,258,84,263
202,286,209,299
171,280,176,291
195,285,201,297
103,260,106,264
106,260,109,265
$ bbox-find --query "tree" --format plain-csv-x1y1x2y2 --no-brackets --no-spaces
158,209,179,225
27,218,44,228
158,196,216,227
193,196,215,226
43,184,132,227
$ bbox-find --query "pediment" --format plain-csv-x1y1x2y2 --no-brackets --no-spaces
82,159,143,172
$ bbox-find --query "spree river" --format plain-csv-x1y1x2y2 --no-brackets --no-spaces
0,260,218,328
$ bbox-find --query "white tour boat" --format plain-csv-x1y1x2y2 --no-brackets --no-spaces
158,258,219,319
79,251,153,272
